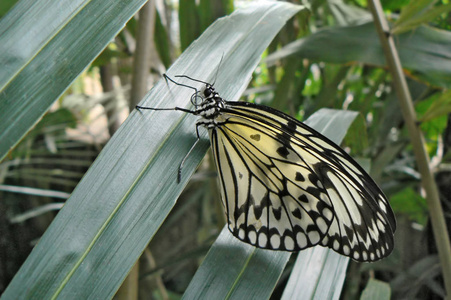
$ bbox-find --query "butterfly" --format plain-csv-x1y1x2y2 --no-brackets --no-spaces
137,74,396,262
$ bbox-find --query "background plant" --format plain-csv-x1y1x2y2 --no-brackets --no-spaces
1,0,450,299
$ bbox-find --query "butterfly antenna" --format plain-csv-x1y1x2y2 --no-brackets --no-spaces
177,126,202,183
175,56,224,86
135,75,198,113
164,74,199,94
174,75,211,86
212,53,224,86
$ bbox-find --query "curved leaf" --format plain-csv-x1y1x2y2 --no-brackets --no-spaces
266,22,451,88
0,0,149,162
2,2,304,299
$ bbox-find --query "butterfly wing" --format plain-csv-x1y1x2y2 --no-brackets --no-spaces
209,101,396,262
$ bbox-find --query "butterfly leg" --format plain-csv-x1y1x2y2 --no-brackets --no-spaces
135,105,195,113
177,123,203,183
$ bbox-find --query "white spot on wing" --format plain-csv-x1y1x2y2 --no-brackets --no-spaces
284,236,295,250
376,219,385,232
238,228,245,240
316,218,328,234
270,235,281,249
378,199,387,213
258,232,268,247
308,231,320,244
248,230,257,244
297,232,308,248
362,251,368,261
343,245,350,255
322,207,333,221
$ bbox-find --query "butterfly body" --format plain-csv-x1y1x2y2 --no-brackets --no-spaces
138,76,396,262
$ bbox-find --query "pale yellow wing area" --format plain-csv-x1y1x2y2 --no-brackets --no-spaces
208,102,396,262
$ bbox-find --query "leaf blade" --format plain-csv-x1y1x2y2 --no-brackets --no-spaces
2,2,304,299
0,0,149,162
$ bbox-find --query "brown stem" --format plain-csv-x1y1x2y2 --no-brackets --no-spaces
368,0,451,296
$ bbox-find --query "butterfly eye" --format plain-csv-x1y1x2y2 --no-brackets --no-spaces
190,93,203,107
204,88,212,97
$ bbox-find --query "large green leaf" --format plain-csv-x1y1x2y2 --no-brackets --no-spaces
0,0,149,162
183,109,357,299
2,2,303,299
266,22,451,88
182,228,291,299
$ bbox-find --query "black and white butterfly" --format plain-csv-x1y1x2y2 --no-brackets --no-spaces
137,74,396,262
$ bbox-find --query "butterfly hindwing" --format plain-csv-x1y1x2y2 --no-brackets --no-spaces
209,101,396,262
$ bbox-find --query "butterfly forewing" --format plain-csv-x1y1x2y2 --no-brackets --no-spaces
209,101,395,262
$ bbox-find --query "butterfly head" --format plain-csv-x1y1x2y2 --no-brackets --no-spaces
190,84,222,107
188,84,224,120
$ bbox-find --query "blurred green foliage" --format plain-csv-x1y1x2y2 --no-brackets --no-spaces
1,0,450,299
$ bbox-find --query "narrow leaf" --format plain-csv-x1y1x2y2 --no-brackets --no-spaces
0,0,149,162
2,2,304,299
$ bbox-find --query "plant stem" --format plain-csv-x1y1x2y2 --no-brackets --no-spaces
368,0,451,297
130,0,156,111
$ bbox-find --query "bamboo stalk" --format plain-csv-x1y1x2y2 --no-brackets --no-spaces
129,0,156,110
368,0,451,297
